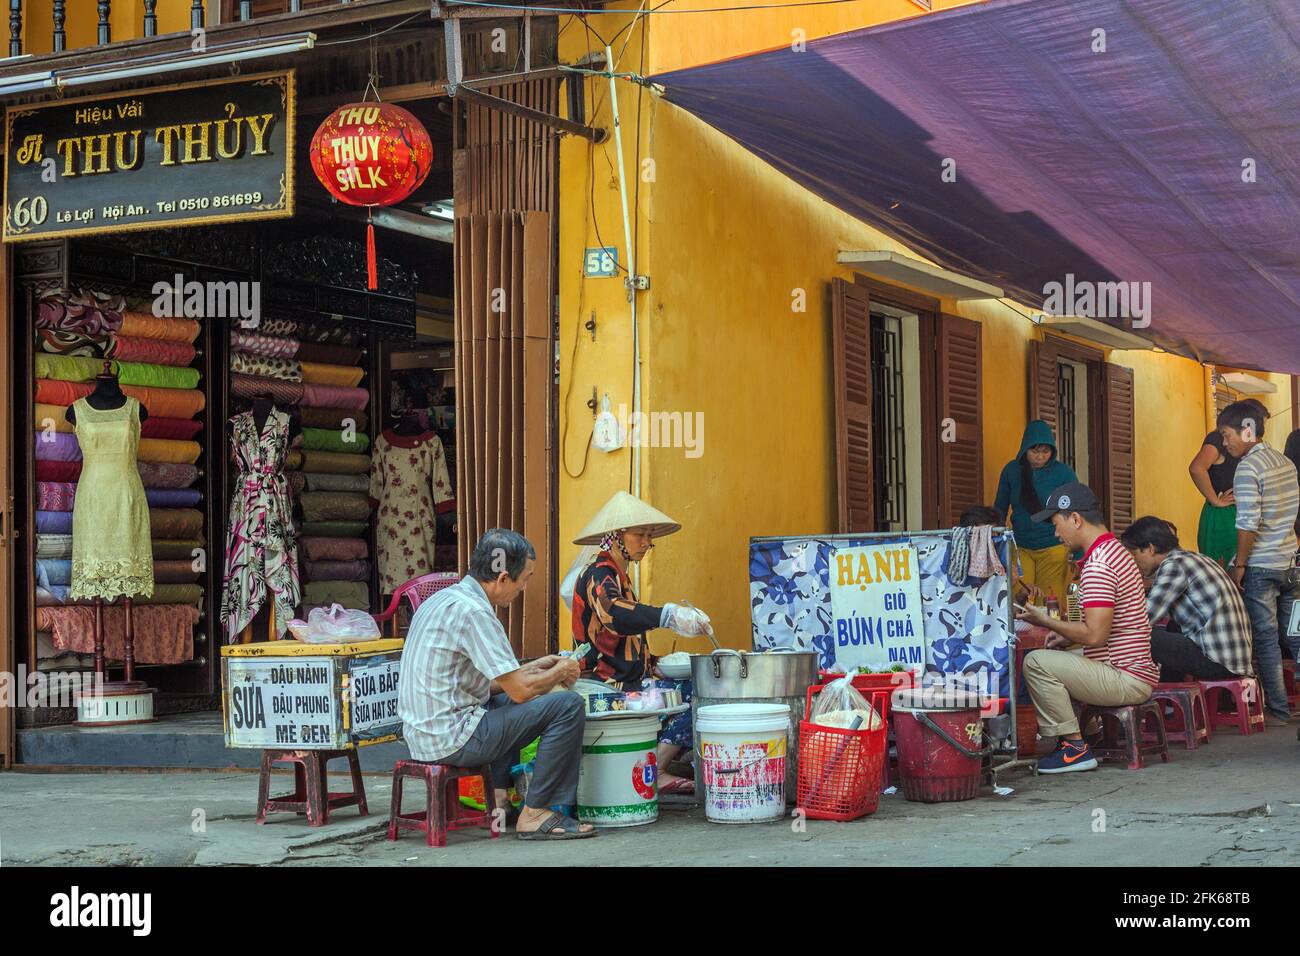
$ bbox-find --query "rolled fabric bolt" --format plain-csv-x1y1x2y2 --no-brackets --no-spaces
118,312,200,343
298,405,368,431
299,361,365,388
302,427,370,454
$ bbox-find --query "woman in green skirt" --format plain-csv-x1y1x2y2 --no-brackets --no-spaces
1190,399,1272,565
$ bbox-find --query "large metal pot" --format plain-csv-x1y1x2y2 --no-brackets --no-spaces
690,648,820,803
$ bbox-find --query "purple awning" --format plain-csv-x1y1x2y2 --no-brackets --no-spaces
654,0,1300,372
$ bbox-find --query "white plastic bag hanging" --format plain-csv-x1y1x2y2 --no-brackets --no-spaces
591,394,624,453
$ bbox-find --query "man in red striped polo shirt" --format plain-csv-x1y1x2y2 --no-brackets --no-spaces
1016,482,1159,773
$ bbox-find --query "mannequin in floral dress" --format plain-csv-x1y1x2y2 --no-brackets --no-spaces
369,410,454,595
220,395,301,641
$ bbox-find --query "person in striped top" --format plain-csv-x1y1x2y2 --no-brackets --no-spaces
1017,482,1157,773
1219,401,1299,724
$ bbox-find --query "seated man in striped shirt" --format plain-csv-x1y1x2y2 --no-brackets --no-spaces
1119,516,1252,682
1219,401,1299,725
397,529,597,840
1017,483,1159,773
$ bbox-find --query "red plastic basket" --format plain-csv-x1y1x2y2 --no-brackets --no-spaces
818,669,917,697
796,685,890,821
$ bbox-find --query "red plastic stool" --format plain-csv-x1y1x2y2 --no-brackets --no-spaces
1283,660,1298,711
256,749,368,827
1149,683,1211,750
1080,701,1170,770
1198,678,1265,735
387,760,499,848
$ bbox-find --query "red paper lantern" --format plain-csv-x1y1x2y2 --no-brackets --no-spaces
309,102,433,289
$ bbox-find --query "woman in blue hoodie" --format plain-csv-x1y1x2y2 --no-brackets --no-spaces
994,420,1078,604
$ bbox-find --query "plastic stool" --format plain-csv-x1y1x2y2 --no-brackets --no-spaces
1150,683,1211,750
1080,701,1170,770
1198,677,1265,735
256,749,368,827
387,760,499,848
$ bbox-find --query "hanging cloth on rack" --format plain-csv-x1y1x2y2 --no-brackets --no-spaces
219,408,301,641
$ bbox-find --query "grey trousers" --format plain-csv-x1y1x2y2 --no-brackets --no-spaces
443,691,585,810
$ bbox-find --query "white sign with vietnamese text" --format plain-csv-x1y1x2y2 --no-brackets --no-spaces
828,543,926,672
349,655,401,738
225,658,341,749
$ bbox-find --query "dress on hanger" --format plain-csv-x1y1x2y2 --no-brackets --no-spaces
220,408,300,641
369,429,453,592
68,396,153,600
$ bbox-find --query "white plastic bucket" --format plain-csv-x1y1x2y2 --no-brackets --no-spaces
577,715,661,827
696,703,791,824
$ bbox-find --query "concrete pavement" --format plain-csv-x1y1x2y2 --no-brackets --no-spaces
1,723,1296,866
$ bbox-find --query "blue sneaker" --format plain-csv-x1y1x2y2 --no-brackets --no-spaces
1036,738,1098,774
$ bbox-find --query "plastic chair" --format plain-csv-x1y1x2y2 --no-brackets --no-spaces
256,749,368,827
1198,677,1265,736
387,760,499,847
1149,682,1211,750
371,572,459,636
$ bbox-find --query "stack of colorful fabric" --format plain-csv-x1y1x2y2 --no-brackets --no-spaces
230,318,373,613
30,289,205,666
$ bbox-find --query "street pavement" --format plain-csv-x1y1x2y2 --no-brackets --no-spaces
1,723,1296,867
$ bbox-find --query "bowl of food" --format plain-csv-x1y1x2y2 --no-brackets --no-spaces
656,651,693,680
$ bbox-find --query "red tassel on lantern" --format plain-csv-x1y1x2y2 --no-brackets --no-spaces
366,215,377,290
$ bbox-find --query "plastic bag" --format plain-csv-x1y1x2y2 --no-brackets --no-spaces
809,673,883,730
287,603,381,644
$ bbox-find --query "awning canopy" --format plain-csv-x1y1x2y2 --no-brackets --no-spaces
653,0,1300,373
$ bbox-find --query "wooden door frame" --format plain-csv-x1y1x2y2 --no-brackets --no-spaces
851,277,943,528
1039,333,1109,506
0,244,11,767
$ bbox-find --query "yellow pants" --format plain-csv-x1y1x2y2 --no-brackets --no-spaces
1017,544,1072,604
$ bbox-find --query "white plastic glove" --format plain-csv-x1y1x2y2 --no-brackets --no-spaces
661,602,713,637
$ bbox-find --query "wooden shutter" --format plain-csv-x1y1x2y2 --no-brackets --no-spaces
1103,363,1136,534
1028,337,1059,431
0,246,10,767
454,212,552,658
832,278,874,533
453,79,558,658
935,313,984,526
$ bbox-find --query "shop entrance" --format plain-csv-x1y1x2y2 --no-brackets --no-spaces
0,25,562,767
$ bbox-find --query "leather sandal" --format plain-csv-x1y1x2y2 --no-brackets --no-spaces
516,811,598,840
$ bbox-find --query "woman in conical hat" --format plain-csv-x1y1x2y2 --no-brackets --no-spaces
571,490,713,795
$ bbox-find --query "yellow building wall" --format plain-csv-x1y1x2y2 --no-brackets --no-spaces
554,2,1298,655
8,1,202,57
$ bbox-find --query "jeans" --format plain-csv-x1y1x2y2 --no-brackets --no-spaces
1241,566,1298,719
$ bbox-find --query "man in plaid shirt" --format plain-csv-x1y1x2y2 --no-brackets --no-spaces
1121,516,1252,682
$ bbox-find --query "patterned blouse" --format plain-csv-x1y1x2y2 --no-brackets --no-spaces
572,551,664,688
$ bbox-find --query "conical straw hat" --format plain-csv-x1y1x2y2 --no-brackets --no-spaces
573,490,682,545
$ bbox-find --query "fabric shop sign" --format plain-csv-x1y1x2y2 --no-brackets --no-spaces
827,543,926,672
4,70,294,242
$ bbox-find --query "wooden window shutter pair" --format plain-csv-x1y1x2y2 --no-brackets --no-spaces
831,279,985,532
